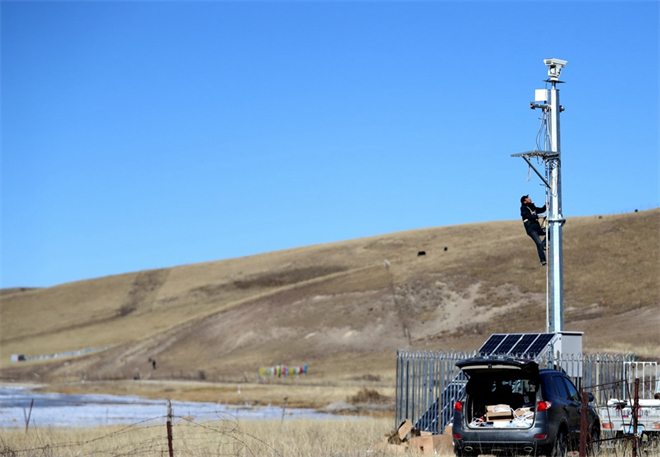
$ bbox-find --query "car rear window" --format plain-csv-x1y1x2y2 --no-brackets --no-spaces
552,376,570,399
561,377,580,402
542,376,557,397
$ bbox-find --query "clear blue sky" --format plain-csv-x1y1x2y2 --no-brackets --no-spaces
2,1,658,288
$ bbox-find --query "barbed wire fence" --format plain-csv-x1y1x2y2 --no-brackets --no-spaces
0,400,286,457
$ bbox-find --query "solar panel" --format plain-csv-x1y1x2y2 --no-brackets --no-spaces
527,333,555,356
510,334,539,355
479,332,559,358
479,334,506,354
496,334,523,354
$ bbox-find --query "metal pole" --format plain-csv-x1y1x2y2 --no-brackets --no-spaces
547,82,565,332
513,59,567,332
632,379,639,457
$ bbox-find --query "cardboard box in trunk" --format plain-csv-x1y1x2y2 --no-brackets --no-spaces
485,404,513,421
514,407,533,418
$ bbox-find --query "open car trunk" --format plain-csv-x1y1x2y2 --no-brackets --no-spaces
457,357,540,429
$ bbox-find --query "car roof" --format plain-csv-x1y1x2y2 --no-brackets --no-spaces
539,368,567,377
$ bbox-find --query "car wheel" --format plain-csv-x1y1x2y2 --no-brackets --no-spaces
551,431,567,457
587,426,601,456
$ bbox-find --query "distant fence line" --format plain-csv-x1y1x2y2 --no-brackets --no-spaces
395,350,635,434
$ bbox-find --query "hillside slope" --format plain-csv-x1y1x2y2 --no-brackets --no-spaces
1,209,658,386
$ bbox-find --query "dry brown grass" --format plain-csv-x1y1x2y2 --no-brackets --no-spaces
1,417,658,457
0,417,410,457
1,209,658,405
348,387,391,404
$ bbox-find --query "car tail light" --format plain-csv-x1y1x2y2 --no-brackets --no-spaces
536,401,552,412
453,433,462,439
534,434,547,440
653,423,660,430
602,422,614,429
454,401,463,412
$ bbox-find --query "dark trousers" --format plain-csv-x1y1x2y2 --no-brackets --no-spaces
525,222,546,263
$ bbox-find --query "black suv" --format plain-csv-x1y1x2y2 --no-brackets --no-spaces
452,356,600,456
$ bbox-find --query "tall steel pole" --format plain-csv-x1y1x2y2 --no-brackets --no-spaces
512,58,567,332
547,79,565,332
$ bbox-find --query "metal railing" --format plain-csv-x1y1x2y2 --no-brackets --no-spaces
395,350,635,434
395,350,475,434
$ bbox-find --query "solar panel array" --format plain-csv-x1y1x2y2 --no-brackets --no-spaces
478,333,557,358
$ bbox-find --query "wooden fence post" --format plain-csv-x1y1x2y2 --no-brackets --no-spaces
281,396,288,424
167,399,174,457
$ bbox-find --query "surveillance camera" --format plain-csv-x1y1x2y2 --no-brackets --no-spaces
543,58,568,68
543,58,567,81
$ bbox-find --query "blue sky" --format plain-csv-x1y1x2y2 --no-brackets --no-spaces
2,1,658,288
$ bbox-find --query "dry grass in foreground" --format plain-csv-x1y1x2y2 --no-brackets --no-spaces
2,416,660,457
0,416,408,457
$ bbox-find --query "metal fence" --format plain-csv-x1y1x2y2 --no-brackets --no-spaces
535,352,634,403
395,350,473,435
584,377,660,457
395,350,635,434
623,361,659,400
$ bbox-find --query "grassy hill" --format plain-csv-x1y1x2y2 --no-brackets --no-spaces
1,209,658,403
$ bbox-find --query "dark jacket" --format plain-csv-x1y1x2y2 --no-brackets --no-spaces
521,202,546,224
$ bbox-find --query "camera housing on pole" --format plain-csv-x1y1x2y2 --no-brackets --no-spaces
512,58,567,332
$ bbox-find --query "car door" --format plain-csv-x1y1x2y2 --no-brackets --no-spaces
559,376,582,442
549,376,578,437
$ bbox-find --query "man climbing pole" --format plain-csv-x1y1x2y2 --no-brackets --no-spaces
520,195,547,266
